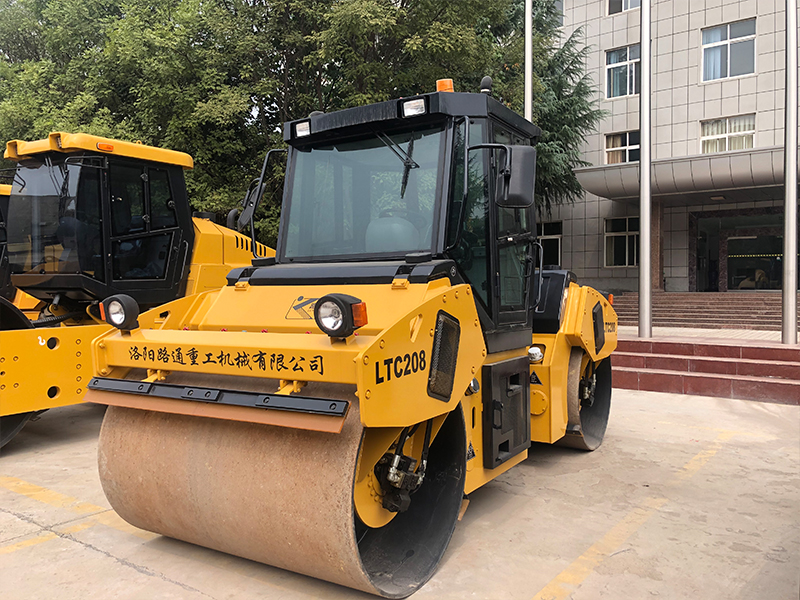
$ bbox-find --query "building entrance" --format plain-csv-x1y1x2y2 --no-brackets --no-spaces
693,209,798,292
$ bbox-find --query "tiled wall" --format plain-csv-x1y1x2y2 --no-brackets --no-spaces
552,0,796,293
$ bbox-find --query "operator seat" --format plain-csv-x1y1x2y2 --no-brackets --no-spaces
365,217,420,253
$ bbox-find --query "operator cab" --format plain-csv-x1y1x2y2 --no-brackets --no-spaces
3,133,195,310
249,89,541,352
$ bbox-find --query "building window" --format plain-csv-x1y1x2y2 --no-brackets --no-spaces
554,0,564,26
606,44,640,98
702,19,756,82
605,131,640,164
536,221,562,267
608,0,640,15
605,217,639,267
701,114,755,153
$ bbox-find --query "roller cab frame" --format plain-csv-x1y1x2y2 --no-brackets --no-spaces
0,132,269,448
89,91,617,598
0,181,13,301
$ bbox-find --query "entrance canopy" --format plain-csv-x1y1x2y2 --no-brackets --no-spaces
575,145,799,205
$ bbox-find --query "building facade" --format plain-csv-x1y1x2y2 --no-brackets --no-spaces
549,0,799,294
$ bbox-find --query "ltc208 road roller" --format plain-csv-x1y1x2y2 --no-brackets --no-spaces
87,85,617,598
0,132,271,447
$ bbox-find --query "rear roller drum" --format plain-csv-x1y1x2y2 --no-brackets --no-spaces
0,296,35,449
97,402,466,598
557,348,612,451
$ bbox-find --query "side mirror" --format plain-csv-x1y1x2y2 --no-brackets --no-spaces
495,145,536,209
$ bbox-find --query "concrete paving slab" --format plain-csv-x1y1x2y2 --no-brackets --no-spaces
0,511,42,546
0,391,797,600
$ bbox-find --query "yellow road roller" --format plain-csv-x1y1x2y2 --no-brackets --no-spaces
87,86,617,598
0,132,271,447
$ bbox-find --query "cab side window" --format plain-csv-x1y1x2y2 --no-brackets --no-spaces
109,162,178,281
492,123,532,315
448,120,491,312
149,168,177,230
110,165,146,236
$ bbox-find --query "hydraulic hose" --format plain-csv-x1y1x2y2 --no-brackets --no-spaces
31,311,84,327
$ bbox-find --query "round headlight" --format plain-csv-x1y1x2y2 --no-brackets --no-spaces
101,294,140,330
313,294,367,339
317,300,344,335
107,300,126,326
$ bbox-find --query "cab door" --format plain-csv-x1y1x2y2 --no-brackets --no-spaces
103,159,192,307
487,120,536,341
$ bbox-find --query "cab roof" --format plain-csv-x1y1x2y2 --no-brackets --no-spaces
4,132,194,169
284,91,541,146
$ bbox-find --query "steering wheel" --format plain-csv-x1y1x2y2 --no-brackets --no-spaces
378,208,428,232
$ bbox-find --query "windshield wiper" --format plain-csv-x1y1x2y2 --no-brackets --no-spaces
372,130,419,198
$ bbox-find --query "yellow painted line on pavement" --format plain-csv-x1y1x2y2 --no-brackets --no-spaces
0,476,154,540
671,431,733,483
0,532,58,555
656,421,772,439
0,521,97,555
0,476,100,515
532,496,668,600
532,432,733,600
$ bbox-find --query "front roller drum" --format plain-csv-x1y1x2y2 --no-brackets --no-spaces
97,402,466,598
557,347,612,451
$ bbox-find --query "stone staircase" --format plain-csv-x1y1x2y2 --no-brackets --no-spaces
612,292,800,331
613,338,800,404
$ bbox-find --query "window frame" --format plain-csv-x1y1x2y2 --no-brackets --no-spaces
607,0,640,16
108,160,181,282
701,19,757,83
605,44,641,99
536,221,563,267
605,131,641,164
279,121,449,263
604,217,639,268
699,114,756,154
489,119,535,324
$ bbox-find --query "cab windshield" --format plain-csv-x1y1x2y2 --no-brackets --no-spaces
283,124,445,260
7,158,105,282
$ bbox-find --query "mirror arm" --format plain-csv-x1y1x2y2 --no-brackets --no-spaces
530,240,544,309
444,117,471,254
467,143,511,205
239,148,287,257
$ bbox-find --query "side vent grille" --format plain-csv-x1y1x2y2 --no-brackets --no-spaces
592,301,605,353
427,311,460,402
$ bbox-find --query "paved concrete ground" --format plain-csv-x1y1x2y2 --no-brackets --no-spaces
0,391,798,600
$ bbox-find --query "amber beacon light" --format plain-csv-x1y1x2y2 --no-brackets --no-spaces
436,79,454,92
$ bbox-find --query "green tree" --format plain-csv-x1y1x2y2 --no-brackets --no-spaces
0,0,601,244
528,0,605,214
481,0,605,215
